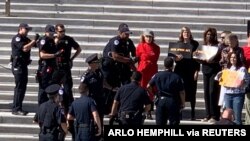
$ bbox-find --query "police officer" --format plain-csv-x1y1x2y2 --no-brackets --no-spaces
80,53,105,133
67,82,102,141
110,71,151,125
37,84,68,141
147,57,185,125
102,23,137,115
11,23,39,115
52,23,82,113
37,24,64,105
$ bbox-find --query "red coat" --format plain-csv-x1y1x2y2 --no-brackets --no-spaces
136,42,160,100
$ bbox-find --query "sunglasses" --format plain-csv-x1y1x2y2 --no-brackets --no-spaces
220,37,225,39
57,30,65,33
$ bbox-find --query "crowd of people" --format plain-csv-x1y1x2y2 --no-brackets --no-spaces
9,22,250,140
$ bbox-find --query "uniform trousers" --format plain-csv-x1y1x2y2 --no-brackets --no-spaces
155,96,180,125
12,65,28,112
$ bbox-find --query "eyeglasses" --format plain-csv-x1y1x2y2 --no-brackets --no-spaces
57,30,65,33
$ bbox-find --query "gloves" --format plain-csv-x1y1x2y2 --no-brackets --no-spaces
34,33,40,41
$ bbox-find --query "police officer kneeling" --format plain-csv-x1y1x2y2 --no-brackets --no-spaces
109,71,151,125
37,84,68,141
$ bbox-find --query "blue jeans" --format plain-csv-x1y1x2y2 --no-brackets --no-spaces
224,93,245,125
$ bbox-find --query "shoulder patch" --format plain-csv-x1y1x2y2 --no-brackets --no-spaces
15,37,20,42
40,39,45,45
114,40,119,45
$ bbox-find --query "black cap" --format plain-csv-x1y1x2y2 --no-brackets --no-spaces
119,27,132,34
45,24,55,33
118,23,128,31
19,23,32,31
85,53,99,64
45,84,60,96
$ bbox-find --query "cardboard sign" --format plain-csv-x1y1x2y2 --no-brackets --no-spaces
168,42,192,59
193,45,218,60
219,69,244,88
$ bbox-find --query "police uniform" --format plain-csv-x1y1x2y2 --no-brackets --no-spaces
37,84,66,141
52,35,80,112
114,81,151,125
102,27,136,115
148,70,184,125
68,93,98,141
37,25,58,105
11,23,33,115
102,35,135,86
81,54,105,128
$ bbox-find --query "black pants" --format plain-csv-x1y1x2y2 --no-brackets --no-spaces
38,66,54,105
155,96,180,125
39,132,58,141
203,73,220,120
52,68,74,112
12,65,28,112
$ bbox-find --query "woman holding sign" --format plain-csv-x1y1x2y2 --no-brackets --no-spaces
174,26,200,120
223,51,247,125
198,27,221,123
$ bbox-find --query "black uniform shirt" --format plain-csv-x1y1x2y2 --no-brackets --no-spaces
38,36,57,66
37,99,66,128
11,34,31,64
68,95,97,124
103,36,135,58
114,81,151,112
56,35,80,63
148,71,184,97
80,69,104,99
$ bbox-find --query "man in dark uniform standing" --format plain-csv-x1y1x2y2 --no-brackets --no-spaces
102,23,137,115
37,84,68,141
67,82,102,141
11,23,40,115
80,53,105,134
52,23,82,113
110,71,151,125
37,24,64,105
147,57,185,125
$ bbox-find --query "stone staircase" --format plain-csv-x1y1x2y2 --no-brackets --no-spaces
0,0,249,140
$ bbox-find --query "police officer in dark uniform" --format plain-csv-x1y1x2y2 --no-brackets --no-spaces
37,84,68,141
110,71,151,125
52,23,82,113
11,23,40,115
147,57,185,125
37,24,64,105
67,82,102,141
80,53,105,132
102,23,137,115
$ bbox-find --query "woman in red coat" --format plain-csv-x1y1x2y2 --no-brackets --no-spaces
136,29,160,119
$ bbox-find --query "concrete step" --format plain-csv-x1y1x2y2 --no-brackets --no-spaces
0,17,246,32
5,1,250,9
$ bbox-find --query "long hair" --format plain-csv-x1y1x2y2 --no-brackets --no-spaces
203,27,219,45
227,52,243,70
179,26,193,42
